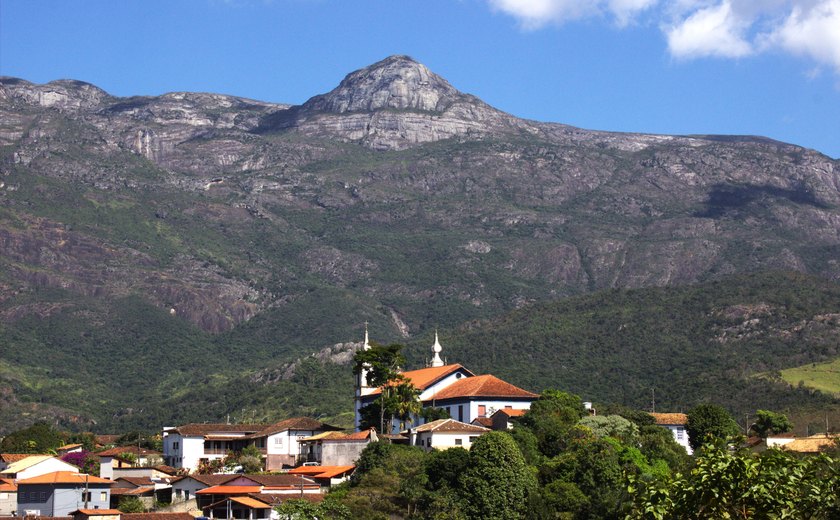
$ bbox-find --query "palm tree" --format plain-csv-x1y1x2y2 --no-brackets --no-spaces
392,381,423,432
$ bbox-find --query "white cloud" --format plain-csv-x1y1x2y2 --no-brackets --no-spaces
487,0,657,28
665,1,754,58
762,0,840,72
486,0,840,74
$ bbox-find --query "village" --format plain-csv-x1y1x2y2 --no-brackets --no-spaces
1,331,837,520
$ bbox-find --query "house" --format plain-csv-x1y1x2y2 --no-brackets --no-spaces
0,455,81,480
56,445,84,457
194,474,320,519
162,418,341,473
489,408,527,430
109,477,171,510
355,330,539,432
781,433,840,454
16,471,113,517
287,465,356,490
170,474,234,505
405,418,490,451
97,447,163,480
0,478,17,515
0,454,39,472
649,413,692,455
296,428,377,466
68,509,122,520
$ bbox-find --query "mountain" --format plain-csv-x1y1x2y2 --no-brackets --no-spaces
0,55,839,433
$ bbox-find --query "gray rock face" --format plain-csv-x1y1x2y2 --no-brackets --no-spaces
304,55,459,113
0,56,839,338
275,55,535,150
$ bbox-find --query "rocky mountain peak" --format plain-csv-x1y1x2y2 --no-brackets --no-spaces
302,55,462,114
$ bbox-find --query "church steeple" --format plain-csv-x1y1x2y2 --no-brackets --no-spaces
430,330,444,367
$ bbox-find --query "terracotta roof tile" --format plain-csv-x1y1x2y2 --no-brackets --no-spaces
1,453,41,464
239,474,315,487
0,478,17,492
254,417,342,438
172,423,263,436
371,364,473,395
649,413,688,426
71,509,122,515
122,513,195,520
429,374,538,400
195,485,264,495
290,465,354,479
115,477,154,487
410,419,490,434
96,446,161,458
471,417,494,428
172,474,237,486
782,434,840,453
17,471,113,485
228,496,272,509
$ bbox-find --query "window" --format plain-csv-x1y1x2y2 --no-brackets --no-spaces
18,492,25,502
426,438,431,447
676,428,685,441
274,437,282,445
458,405,463,422
100,492,107,502
185,491,190,500
478,405,486,417
454,438,463,446
39,492,46,502
173,441,179,450
82,492,92,502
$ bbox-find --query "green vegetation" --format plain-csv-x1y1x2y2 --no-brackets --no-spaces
779,357,840,395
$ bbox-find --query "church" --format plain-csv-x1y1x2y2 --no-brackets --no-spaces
354,329,539,433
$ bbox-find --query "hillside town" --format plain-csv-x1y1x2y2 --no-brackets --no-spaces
1,332,837,519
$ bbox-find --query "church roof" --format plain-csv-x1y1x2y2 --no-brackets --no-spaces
428,374,538,400
369,364,473,395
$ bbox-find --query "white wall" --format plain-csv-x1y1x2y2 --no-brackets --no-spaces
14,459,79,480
416,431,484,450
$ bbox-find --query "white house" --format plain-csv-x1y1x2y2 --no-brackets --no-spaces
649,413,693,455
355,330,539,432
0,455,80,480
163,418,342,473
0,478,17,516
405,419,490,451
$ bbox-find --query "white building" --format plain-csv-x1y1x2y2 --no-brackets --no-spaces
355,330,539,433
406,419,491,451
649,412,693,455
0,456,80,480
163,418,342,472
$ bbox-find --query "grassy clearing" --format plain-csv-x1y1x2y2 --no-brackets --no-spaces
780,358,840,396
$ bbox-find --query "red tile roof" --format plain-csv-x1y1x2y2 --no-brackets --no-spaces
370,364,473,395
171,474,237,486
411,419,490,434
238,474,316,487
287,465,355,479
0,453,39,464
96,446,161,458
253,417,342,438
195,485,264,495
0,478,17,492
121,514,195,520
17,471,113,485
429,374,538,400
649,413,688,426
172,423,263,436
115,477,154,487
471,417,494,428
71,509,122,515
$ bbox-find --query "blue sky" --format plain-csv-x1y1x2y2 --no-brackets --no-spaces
1,0,838,158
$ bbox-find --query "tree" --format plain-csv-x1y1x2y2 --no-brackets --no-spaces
117,496,146,513
751,409,793,439
627,441,840,519
579,414,639,444
686,403,741,451
392,380,422,431
459,431,537,520
354,343,406,434
61,450,99,475
0,422,64,453
275,497,351,520
237,444,264,473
